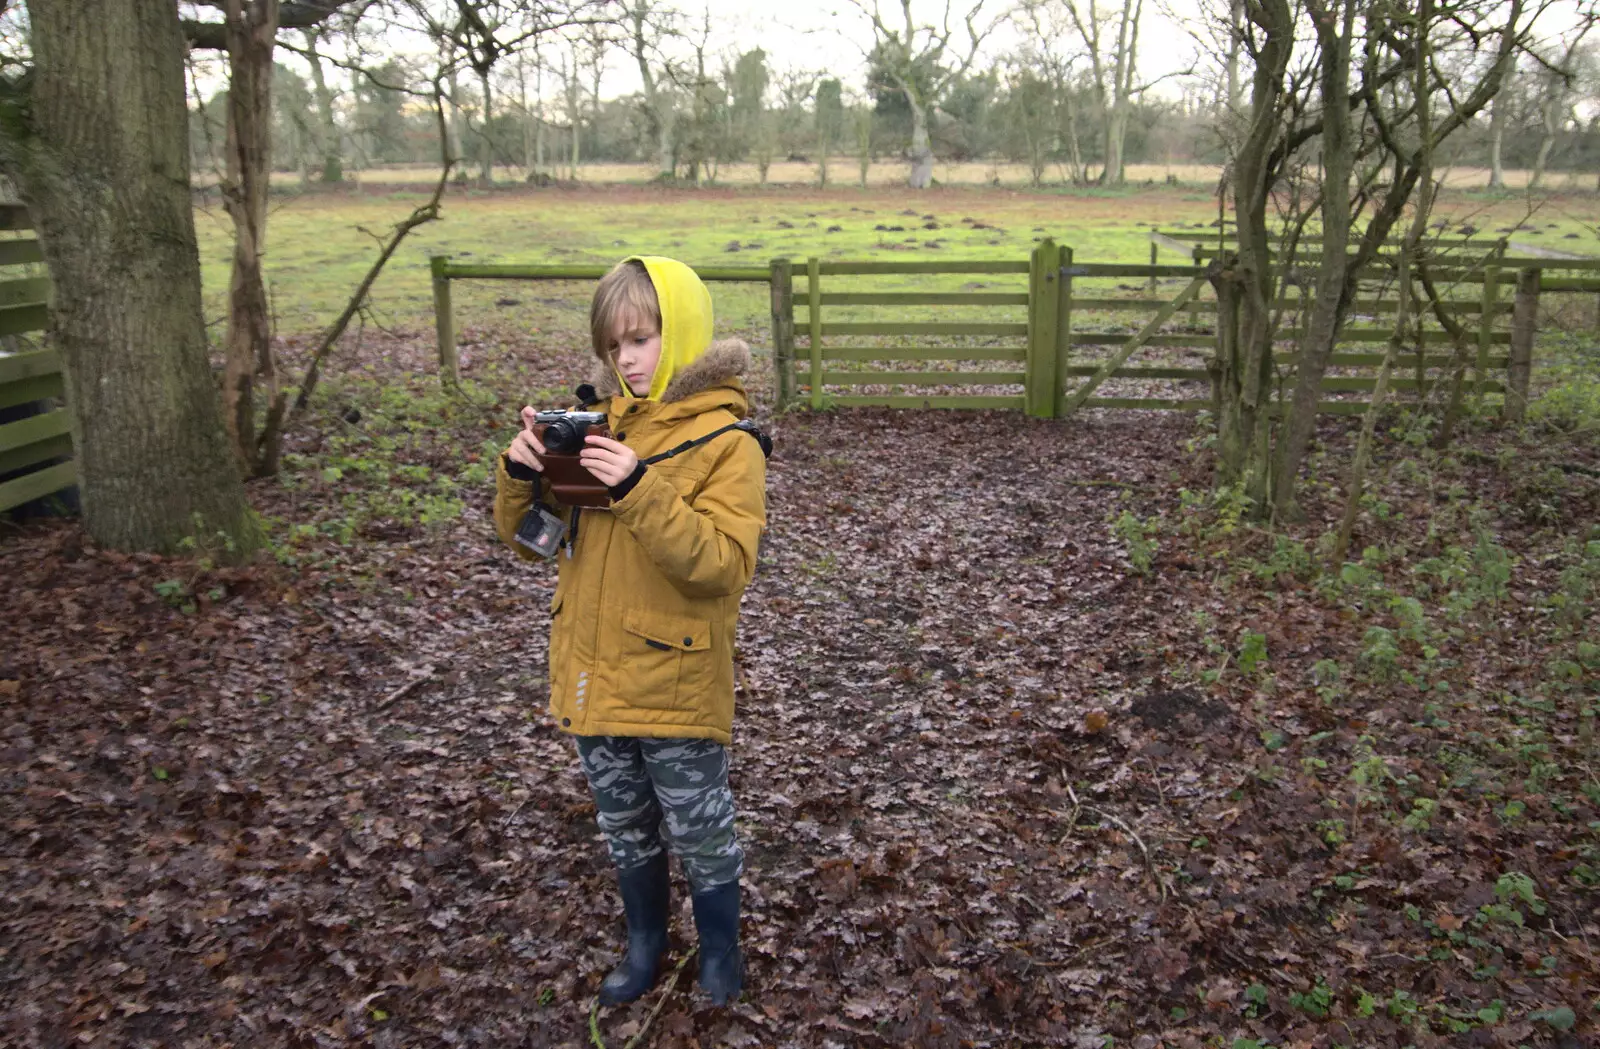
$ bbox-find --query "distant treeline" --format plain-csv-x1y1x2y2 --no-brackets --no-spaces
189,47,1600,188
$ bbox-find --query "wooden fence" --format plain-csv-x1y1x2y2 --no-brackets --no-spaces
0,203,70,514
432,243,1560,419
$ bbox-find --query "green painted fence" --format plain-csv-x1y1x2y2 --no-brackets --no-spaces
0,203,69,514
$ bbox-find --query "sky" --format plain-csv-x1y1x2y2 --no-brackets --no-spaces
581,0,1208,102
222,0,1592,112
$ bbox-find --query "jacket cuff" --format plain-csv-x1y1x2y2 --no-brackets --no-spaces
502,452,541,483
607,462,648,501
610,461,669,520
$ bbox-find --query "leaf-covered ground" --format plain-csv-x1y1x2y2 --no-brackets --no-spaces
2,320,1598,1049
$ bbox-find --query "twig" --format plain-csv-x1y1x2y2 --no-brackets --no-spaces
587,948,698,1049
289,76,456,422
1142,756,1167,807
1053,786,1167,903
376,664,437,710
626,949,696,1049
1062,479,1154,492
1019,932,1129,970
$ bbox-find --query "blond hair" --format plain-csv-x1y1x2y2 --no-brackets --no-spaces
590,259,661,361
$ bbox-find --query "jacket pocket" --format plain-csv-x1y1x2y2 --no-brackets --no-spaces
651,462,706,502
620,608,712,709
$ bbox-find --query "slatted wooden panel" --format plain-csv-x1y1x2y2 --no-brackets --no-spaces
1057,246,1524,414
0,202,71,513
788,255,1034,412
427,250,1539,420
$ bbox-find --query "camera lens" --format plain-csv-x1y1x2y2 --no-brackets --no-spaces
544,417,580,454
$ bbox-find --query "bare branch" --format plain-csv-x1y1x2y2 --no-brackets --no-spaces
183,0,362,49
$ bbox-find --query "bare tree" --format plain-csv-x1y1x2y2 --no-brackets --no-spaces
624,0,680,178
1211,0,1545,518
850,0,996,188
301,25,345,182
1011,0,1082,183
1527,5,1597,189
559,46,582,178
1059,0,1148,185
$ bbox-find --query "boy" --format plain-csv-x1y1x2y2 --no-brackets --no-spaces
494,257,766,1007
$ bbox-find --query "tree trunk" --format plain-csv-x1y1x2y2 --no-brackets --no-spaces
1529,98,1557,190
1272,0,1356,519
908,97,933,189
563,56,581,180
1063,89,1086,184
855,108,870,187
1488,98,1506,189
1226,0,1243,112
1101,0,1142,186
478,65,494,185
0,0,259,556
1102,104,1128,185
535,65,546,175
220,0,286,479
303,27,342,182
630,7,674,179
517,51,535,174
1215,0,1292,502
445,64,464,166
1529,135,1554,190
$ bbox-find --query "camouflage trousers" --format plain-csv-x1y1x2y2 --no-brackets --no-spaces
574,735,743,891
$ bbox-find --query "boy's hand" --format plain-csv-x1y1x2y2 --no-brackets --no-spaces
506,406,547,471
579,435,639,487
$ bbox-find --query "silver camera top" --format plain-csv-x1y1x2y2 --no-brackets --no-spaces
535,409,608,424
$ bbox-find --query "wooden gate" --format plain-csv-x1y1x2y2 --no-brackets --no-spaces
429,244,1555,420
0,203,70,513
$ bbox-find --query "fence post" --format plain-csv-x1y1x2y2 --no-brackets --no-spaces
1504,267,1539,423
1026,239,1061,418
1056,245,1073,417
431,255,456,384
807,257,823,410
1189,244,1202,329
1414,281,1427,399
1474,248,1501,400
768,258,795,411
1148,241,1158,293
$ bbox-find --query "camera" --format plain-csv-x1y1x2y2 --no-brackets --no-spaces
536,409,609,455
532,408,612,507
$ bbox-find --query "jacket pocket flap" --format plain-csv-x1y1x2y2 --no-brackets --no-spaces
623,609,711,652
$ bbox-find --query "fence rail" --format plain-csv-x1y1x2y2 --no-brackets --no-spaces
0,202,67,514
428,241,1577,420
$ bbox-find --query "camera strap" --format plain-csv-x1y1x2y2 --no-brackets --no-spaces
641,419,773,465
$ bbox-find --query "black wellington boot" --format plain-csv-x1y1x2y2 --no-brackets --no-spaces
690,879,743,1006
598,852,671,1005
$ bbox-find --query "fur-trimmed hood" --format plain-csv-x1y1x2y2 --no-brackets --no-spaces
591,338,752,406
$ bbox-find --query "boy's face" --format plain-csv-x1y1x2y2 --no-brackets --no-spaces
609,308,663,397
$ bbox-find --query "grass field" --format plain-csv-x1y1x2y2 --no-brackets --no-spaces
263,158,1600,193
197,180,1600,343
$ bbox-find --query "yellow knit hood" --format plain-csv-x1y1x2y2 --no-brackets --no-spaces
622,256,714,401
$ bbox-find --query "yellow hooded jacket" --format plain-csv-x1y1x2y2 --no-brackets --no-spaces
493,258,766,744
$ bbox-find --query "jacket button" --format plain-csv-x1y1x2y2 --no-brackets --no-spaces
615,431,626,440
627,405,638,414
561,718,571,727
683,636,694,646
